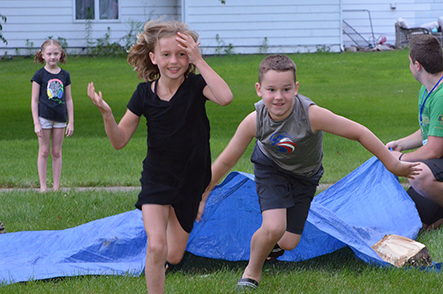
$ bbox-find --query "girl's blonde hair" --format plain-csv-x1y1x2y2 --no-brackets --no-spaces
34,39,67,64
127,20,199,82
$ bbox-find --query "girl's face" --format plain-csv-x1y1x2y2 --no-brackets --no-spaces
149,35,189,81
42,44,62,68
255,70,299,121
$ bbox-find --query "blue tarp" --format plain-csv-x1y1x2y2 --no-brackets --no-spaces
0,156,433,285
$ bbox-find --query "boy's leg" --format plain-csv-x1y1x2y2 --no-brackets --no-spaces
278,231,302,251
51,128,65,191
242,208,287,283
409,161,443,207
142,204,170,294
37,129,51,192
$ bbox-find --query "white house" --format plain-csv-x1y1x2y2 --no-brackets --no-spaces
0,0,442,56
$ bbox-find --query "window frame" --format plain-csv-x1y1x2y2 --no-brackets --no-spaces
73,0,120,23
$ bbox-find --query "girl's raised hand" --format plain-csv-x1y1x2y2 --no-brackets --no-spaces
87,82,111,115
176,32,202,65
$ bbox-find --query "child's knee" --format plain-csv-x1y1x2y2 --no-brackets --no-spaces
51,149,62,159
261,224,286,242
39,149,50,158
167,250,185,265
147,240,168,261
279,238,300,251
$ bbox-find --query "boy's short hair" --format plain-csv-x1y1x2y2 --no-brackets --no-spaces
409,34,443,74
258,55,297,83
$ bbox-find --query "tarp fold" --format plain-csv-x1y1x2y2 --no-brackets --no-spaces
0,156,435,285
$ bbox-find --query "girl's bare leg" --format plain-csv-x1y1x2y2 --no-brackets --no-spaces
166,206,190,264
37,129,51,192
142,204,170,294
51,128,65,191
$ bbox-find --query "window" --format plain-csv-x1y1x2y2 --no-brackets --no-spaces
75,0,119,20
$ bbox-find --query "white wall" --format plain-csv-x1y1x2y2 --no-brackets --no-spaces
2,0,443,57
0,0,180,56
183,0,342,54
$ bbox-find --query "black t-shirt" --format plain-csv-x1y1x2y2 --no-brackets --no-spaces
31,67,71,122
127,73,211,182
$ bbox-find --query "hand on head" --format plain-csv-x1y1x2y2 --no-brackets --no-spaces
176,32,201,65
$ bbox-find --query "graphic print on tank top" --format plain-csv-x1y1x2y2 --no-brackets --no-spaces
270,131,297,153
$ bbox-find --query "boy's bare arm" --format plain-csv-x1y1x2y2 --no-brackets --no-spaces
197,112,256,221
389,134,443,161
209,111,256,191
386,129,422,152
309,105,421,179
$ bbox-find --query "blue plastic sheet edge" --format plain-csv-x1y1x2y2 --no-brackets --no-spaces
1,156,441,285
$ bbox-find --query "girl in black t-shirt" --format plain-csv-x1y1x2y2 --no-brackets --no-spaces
88,20,232,293
31,39,74,192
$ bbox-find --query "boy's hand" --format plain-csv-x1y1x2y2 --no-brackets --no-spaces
87,82,111,115
391,161,421,179
196,190,211,222
386,140,402,151
196,200,206,222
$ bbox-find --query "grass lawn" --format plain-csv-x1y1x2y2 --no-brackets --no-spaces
1,51,442,293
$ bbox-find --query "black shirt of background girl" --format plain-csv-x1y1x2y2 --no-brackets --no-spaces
31,68,71,123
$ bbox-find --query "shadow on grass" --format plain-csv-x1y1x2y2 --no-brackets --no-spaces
170,246,367,276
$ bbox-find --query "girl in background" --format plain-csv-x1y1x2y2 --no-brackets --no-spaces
31,39,74,192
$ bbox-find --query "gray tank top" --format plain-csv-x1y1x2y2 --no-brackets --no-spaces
255,94,323,177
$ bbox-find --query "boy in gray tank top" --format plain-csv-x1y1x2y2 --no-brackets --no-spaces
199,55,421,291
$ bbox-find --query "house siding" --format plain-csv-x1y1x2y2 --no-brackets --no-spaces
183,0,342,54
0,0,180,56
1,0,443,56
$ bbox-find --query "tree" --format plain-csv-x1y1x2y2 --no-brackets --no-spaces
0,14,7,45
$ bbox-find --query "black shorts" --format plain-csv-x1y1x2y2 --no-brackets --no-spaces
421,157,443,181
135,149,211,234
407,157,443,225
135,179,204,234
252,145,323,235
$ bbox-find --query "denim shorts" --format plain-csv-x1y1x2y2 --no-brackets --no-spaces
39,117,67,129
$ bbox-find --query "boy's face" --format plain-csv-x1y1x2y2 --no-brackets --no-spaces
256,70,299,121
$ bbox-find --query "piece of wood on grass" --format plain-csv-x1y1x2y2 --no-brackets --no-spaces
371,234,432,267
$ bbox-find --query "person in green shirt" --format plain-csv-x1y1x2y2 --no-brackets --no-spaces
387,34,443,230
